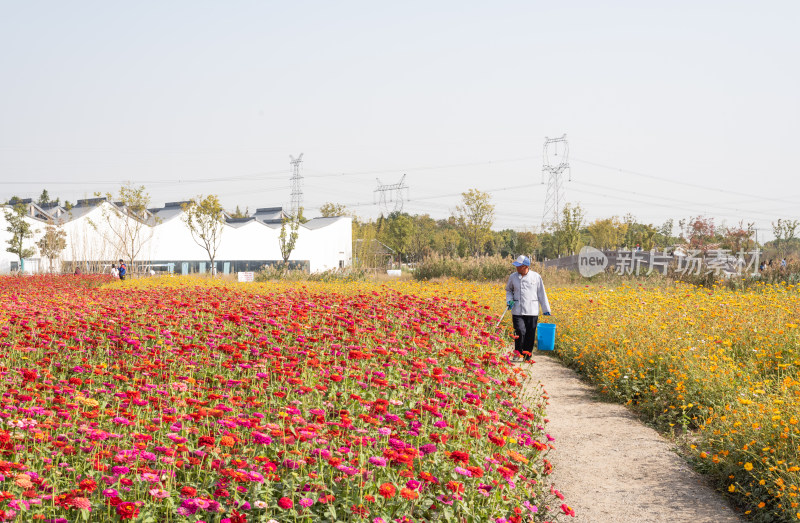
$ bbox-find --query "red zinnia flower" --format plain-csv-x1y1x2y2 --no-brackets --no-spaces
449,451,469,464
378,483,396,499
116,501,139,520
278,497,293,509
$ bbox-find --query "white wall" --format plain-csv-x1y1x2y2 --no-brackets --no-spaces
0,204,352,274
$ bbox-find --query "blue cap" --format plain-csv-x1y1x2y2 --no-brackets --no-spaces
512,255,531,267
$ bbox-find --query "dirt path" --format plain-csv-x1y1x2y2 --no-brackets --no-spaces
523,353,743,523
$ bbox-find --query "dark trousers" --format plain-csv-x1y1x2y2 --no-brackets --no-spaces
512,315,538,359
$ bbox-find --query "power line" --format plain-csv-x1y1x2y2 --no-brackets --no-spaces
571,157,799,207
570,180,786,219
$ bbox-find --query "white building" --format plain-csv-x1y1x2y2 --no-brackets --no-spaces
0,198,351,274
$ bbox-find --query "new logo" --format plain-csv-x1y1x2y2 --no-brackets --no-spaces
578,246,608,277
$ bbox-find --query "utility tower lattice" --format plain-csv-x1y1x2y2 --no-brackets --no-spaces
541,135,570,226
289,153,304,218
374,174,409,215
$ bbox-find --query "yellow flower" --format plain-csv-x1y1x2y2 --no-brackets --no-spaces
744,462,753,471
728,485,736,493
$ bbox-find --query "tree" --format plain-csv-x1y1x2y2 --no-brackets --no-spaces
230,205,249,219
493,229,518,258
772,219,800,259
679,215,719,253
407,214,436,262
279,207,302,265
93,184,154,270
432,219,461,258
587,217,626,250
319,202,348,217
37,189,59,207
36,225,67,273
4,202,36,272
382,212,415,262
517,232,540,258
454,189,494,256
182,195,225,273
551,203,585,256
722,221,755,254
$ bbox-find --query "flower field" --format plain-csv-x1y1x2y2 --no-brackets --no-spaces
0,276,566,522
550,282,800,522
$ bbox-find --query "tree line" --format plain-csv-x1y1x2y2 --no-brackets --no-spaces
6,186,799,272
319,191,800,266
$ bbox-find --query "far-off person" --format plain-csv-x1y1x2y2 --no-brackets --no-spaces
118,259,127,281
505,255,551,361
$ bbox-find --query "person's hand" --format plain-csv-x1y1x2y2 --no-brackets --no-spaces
543,312,551,316
506,300,515,310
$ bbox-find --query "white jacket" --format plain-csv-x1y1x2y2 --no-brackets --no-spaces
505,271,551,316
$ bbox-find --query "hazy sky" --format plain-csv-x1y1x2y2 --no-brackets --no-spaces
1,1,797,238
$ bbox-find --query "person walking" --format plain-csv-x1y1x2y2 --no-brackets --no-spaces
118,259,127,281
505,255,551,361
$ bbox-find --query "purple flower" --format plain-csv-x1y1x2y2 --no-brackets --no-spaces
252,431,272,444
454,466,472,477
419,443,437,456
405,479,420,490
101,488,118,498
369,456,387,467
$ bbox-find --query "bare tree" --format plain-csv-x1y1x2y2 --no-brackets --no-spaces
772,219,800,259
92,184,154,272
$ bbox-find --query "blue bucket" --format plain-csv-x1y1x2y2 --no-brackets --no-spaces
537,323,556,351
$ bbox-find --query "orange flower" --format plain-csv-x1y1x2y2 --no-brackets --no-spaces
378,483,396,499
219,435,235,447
14,475,33,489
400,488,419,500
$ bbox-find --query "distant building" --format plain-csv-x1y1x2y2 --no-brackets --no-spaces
0,198,351,274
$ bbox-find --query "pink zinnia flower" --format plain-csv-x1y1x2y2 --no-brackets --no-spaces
299,498,314,508
368,456,387,467
247,471,265,483
71,497,91,510
149,488,170,499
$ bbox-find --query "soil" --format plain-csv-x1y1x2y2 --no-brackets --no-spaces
522,352,744,523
